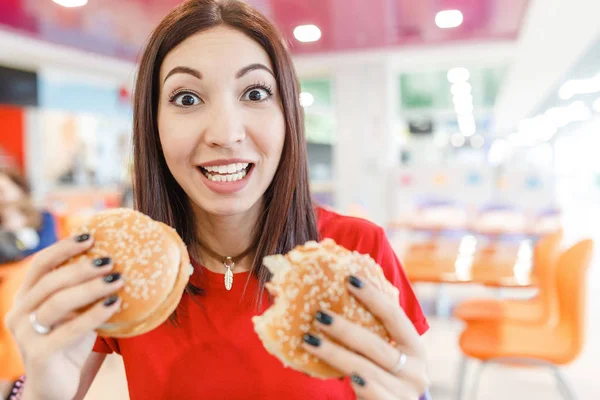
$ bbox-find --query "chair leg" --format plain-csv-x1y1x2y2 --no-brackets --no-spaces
455,356,469,400
551,366,578,400
468,361,487,400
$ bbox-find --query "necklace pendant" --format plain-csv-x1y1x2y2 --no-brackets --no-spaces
225,266,233,290
224,257,234,290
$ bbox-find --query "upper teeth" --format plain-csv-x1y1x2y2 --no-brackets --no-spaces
203,163,248,174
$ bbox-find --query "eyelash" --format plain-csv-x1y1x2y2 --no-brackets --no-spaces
246,82,273,98
168,88,200,104
167,82,274,107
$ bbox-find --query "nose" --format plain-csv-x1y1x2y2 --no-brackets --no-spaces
203,101,246,148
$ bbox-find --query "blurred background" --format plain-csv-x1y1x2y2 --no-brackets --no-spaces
0,0,598,399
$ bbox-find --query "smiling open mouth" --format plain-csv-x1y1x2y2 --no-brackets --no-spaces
197,162,254,182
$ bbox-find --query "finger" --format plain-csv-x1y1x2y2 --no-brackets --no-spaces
314,310,427,389
46,294,121,351
392,345,430,395
349,374,398,400
12,256,115,317
348,276,424,355
30,271,123,332
19,233,94,293
302,333,411,395
314,310,400,373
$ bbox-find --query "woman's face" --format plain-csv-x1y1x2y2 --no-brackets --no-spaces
157,26,285,217
0,173,24,204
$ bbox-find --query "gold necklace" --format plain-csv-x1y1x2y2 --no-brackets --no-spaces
196,240,255,290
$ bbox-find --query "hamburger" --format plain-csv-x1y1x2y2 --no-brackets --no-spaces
252,238,399,379
65,208,191,338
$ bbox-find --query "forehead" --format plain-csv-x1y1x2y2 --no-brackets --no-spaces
160,26,274,81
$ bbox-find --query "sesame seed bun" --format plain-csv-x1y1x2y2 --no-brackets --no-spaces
66,208,191,338
252,238,399,379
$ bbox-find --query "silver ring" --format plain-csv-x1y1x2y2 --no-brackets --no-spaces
391,351,408,375
29,312,51,335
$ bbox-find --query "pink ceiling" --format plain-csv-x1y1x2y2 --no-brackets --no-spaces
0,0,530,61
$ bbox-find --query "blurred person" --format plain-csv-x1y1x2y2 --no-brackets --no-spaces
0,167,58,258
0,169,59,399
5,1,430,400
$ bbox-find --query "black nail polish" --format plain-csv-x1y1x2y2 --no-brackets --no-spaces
349,275,364,289
75,233,90,243
104,273,121,283
93,257,111,267
303,333,321,347
104,295,119,307
315,311,333,326
351,374,366,387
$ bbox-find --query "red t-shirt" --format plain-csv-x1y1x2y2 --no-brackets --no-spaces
93,207,428,399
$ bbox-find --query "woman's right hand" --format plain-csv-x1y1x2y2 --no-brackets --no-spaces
4,234,123,400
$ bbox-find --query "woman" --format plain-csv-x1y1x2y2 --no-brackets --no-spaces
5,1,430,399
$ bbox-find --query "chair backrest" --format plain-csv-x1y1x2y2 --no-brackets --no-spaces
532,230,563,323
556,239,594,361
0,259,29,379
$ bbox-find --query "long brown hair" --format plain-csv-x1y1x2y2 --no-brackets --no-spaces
132,0,318,305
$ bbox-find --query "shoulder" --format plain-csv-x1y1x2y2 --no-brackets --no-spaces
316,206,388,264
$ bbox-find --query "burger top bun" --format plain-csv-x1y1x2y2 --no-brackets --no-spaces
252,238,399,379
66,208,191,338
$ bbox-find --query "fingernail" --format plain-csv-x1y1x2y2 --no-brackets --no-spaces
93,257,111,267
315,311,333,326
303,333,321,347
349,275,364,289
351,374,366,387
104,295,119,307
103,273,121,283
75,233,90,242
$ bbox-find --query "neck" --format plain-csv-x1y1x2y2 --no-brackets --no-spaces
193,200,263,274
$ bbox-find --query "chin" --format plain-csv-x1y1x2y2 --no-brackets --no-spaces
192,196,259,217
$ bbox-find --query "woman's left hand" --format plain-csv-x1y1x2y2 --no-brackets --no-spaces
302,275,429,400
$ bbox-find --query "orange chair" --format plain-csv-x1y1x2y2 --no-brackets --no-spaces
454,239,594,400
454,230,563,324
0,259,30,380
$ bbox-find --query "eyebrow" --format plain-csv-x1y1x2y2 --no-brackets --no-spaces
163,66,202,84
235,63,274,79
163,63,274,85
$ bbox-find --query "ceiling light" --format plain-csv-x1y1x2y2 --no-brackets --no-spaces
470,134,485,149
450,133,466,147
559,74,600,100
52,0,88,6
447,67,470,83
435,10,464,29
299,92,314,107
293,25,322,43
457,113,474,124
455,102,474,114
459,124,476,137
451,81,472,96
453,93,473,106
542,101,592,128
